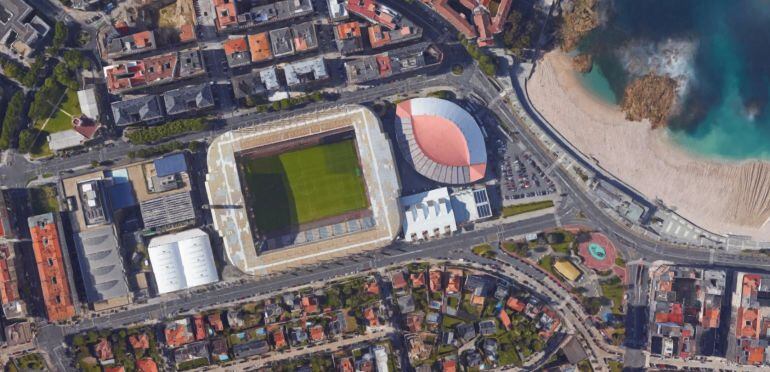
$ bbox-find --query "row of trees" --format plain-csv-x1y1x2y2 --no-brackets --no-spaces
127,141,203,159
460,36,498,77
0,93,26,149
125,118,208,145
250,91,325,113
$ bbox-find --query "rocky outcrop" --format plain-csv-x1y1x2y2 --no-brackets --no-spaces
621,74,678,128
572,54,593,73
559,0,600,51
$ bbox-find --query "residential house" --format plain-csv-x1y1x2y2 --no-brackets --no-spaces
111,95,164,127
364,307,379,327
301,295,319,314
208,312,225,333
429,270,443,292
210,337,230,362
456,323,475,343
233,340,270,358
129,333,149,352
173,341,209,366
136,358,159,372
309,325,325,342
406,312,423,332
498,309,511,330
94,338,114,365
247,32,273,63
164,319,194,348
391,271,407,290
478,319,497,336
397,295,415,313
411,272,425,288
291,327,308,345
365,280,380,295
507,297,525,312
193,314,206,341
272,327,287,349
227,309,246,329
224,37,251,68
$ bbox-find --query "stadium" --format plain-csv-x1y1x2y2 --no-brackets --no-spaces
206,106,401,276
394,97,487,185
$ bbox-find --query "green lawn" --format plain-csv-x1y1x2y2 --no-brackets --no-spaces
600,277,625,315
239,139,369,233
502,200,554,217
30,89,81,158
472,243,496,258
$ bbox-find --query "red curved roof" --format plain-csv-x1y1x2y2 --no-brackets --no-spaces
412,114,470,166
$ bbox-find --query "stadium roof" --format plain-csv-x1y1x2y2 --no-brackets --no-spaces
147,229,218,294
72,225,129,303
394,97,487,184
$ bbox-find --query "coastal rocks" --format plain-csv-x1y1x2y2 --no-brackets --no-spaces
559,0,600,51
621,74,678,128
572,54,593,73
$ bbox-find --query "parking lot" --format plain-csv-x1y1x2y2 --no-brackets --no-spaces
499,142,556,203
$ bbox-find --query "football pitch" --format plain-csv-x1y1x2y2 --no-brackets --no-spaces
239,139,369,233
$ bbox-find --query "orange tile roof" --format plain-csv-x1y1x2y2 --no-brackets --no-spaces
104,367,125,372
410,272,425,288
406,313,422,332
133,31,153,48
442,359,457,372
340,357,354,372
129,334,149,351
336,22,362,39
446,275,461,293
474,11,494,47
498,309,511,329
104,62,147,93
429,270,442,292
658,280,672,292
375,55,392,77
208,313,224,332
490,0,513,33
95,338,113,361
365,280,380,295
391,272,407,289
507,297,525,312
310,325,325,341
301,296,319,314
431,0,477,38
0,245,19,304
223,37,249,56
214,0,239,30
346,0,397,29
368,25,391,49
136,358,159,372
29,215,75,322
193,315,206,341
471,294,485,306
164,321,193,348
702,308,720,328
273,329,286,348
247,32,272,62
179,24,196,43
142,53,177,83
748,345,765,365
364,307,379,327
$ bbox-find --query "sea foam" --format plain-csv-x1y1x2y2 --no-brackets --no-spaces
616,38,697,98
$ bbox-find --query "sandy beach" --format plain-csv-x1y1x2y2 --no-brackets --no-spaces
527,50,770,240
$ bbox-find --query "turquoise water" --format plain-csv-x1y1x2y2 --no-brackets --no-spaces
577,0,770,160
588,243,607,260
576,64,618,105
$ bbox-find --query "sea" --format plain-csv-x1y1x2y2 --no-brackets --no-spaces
576,0,770,160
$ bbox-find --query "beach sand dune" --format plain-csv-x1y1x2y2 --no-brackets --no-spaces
527,51,770,240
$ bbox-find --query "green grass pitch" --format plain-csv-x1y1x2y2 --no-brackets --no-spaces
239,139,369,233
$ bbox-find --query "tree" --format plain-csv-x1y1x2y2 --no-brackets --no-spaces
17,129,37,153
53,63,78,90
0,92,26,149
52,21,69,50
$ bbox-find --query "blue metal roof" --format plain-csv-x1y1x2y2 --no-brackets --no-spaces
154,153,187,177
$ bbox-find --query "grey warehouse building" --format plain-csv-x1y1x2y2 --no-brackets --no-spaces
72,225,129,307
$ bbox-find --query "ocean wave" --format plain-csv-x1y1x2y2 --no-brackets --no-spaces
616,38,698,98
